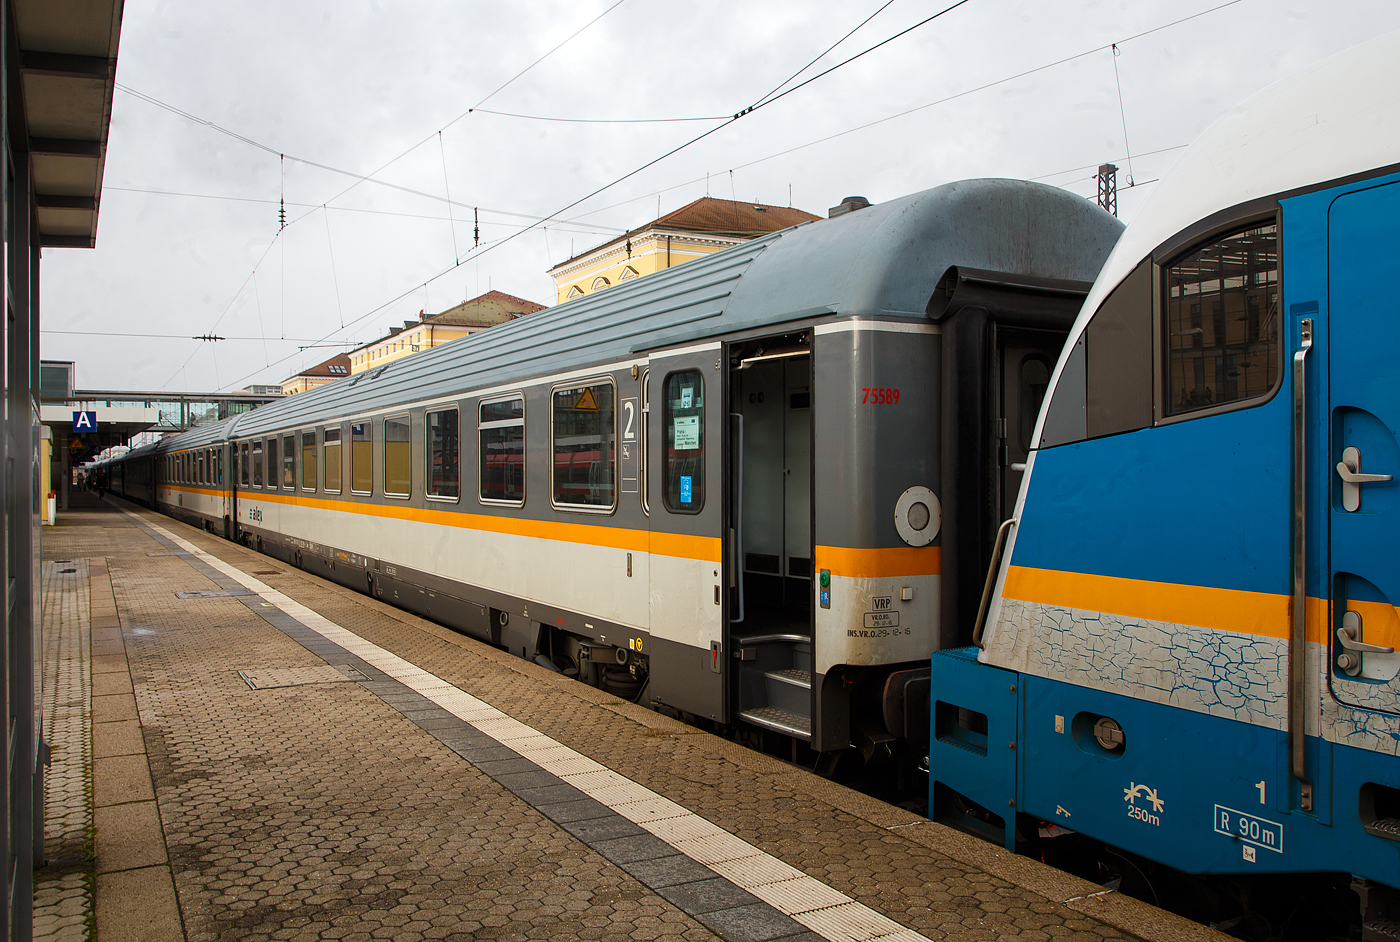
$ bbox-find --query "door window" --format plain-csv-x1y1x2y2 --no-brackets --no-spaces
663,371,704,513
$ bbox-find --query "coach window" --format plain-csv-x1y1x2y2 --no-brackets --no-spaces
267,438,279,490
240,443,250,486
662,371,704,513
282,434,296,489
552,380,615,511
384,414,411,498
426,407,459,501
324,427,342,493
301,431,316,491
252,441,264,487
351,421,372,495
1164,222,1279,418
479,395,524,505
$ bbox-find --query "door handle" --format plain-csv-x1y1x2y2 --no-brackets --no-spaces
1338,620,1394,654
1335,464,1393,485
1337,446,1393,512
1336,610,1393,678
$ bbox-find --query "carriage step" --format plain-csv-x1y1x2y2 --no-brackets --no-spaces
738,706,812,740
766,668,811,688
1366,817,1400,841
764,669,811,715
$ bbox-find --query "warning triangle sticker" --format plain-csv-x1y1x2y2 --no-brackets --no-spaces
573,388,599,411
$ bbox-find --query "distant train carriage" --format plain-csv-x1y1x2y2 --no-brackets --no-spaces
124,178,1120,767
930,30,1400,931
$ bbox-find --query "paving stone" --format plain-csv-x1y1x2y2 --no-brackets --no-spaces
95,801,167,873
34,499,1215,942
93,720,145,759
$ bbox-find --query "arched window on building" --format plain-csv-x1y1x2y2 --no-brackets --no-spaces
592,277,611,291
567,285,584,299
618,266,639,281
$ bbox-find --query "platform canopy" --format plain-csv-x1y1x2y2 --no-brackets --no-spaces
13,0,122,248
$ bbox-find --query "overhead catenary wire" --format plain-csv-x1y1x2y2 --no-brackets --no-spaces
751,0,899,108
139,0,1244,394
438,131,460,264
212,2,979,393
322,206,346,329
1111,44,1136,184
102,185,626,235
567,0,1243,227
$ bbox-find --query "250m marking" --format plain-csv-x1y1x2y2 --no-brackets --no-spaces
861,387,900,404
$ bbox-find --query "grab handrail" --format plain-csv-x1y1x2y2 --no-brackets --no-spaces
730,412,745,625
972,518,1017,648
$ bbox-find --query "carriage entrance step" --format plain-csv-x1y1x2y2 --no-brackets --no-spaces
1366,817,1400,841
738,706,812,740
766,668,811,688
763,668,811,716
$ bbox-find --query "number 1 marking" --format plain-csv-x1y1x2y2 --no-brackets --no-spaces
1255,780,1266,804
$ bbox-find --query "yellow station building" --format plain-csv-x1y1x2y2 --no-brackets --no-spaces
547,197,821,305
348,290,547,374
281,353,351,396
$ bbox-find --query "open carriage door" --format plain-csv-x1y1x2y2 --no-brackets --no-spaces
1326,183,1400,718
725,332,815,742
645,344,727,722
221,443,234,539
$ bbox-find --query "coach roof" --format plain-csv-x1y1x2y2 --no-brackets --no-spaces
209,178,1120,442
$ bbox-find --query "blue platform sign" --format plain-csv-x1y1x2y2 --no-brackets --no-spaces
72,411,97,432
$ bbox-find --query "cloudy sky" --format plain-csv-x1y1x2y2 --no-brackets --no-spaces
41,0,1400,393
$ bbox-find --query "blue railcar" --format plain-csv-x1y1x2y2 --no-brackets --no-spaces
930,30,1400,931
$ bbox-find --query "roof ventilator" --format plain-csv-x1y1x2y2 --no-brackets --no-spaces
828,196,871,218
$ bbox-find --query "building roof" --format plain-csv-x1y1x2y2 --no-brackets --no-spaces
351,291,548,354
549,198,821,273
428,290,547,327
284,353,351,383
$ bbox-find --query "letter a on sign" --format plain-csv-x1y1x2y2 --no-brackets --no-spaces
72,411,97,432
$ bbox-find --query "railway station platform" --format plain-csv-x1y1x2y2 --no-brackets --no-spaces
35,494,1224,942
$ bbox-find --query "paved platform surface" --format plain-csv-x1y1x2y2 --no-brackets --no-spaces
38,495,1227,942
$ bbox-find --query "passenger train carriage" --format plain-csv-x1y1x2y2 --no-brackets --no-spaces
110,178,1121,764
929,30,1400,932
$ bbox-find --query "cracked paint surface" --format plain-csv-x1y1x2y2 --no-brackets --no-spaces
983,596,1400,755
